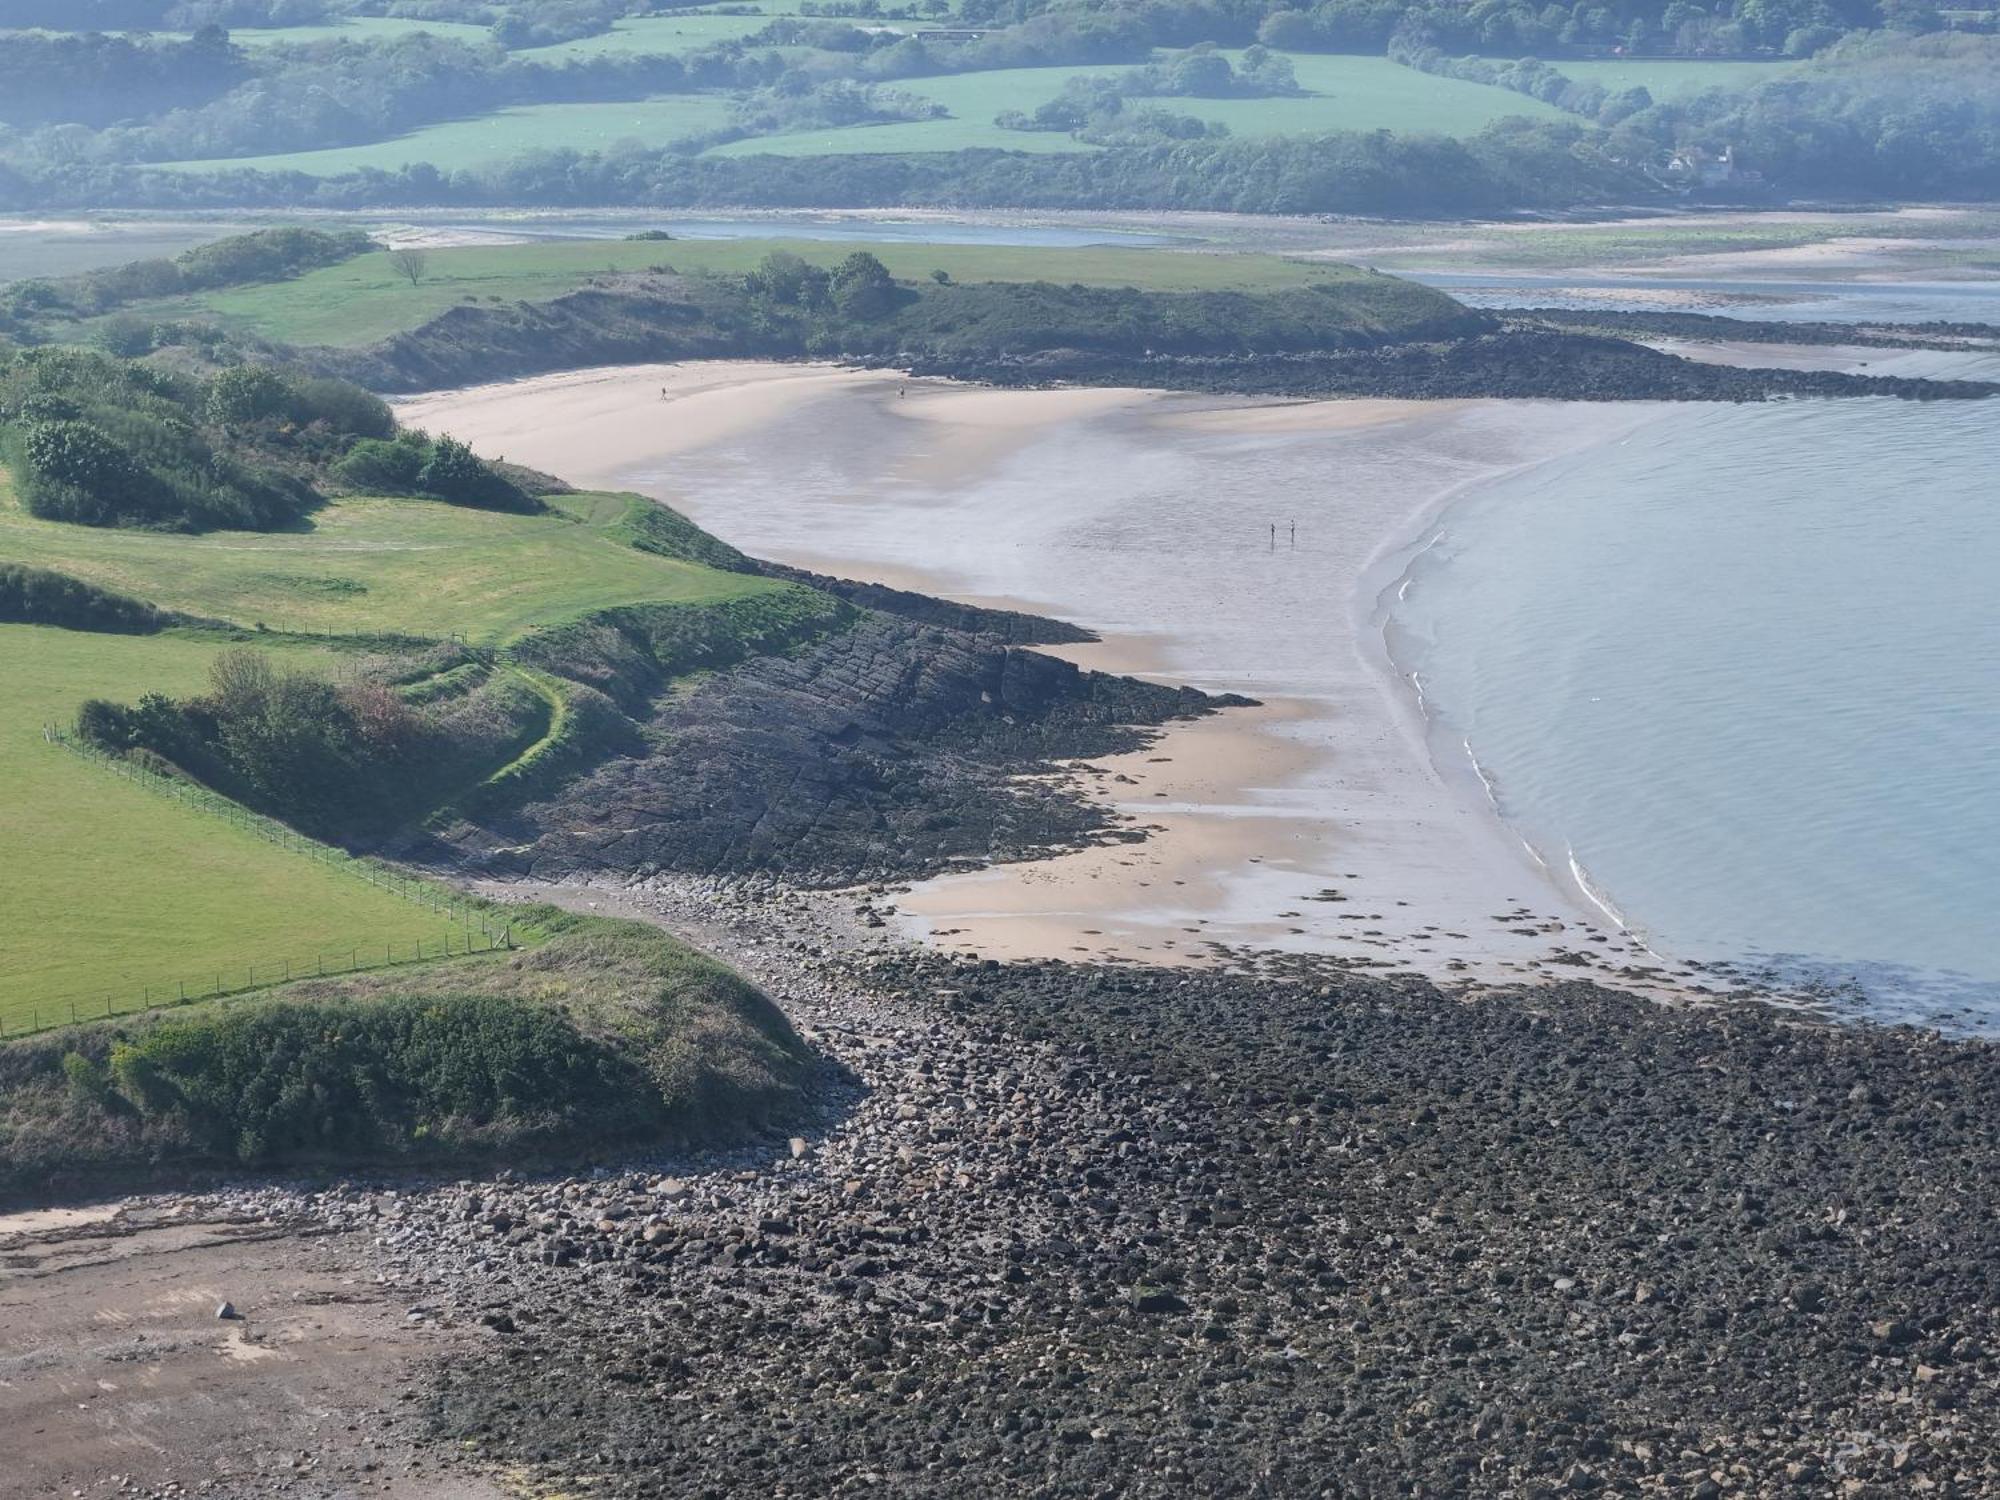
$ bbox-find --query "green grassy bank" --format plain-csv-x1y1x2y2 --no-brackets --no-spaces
0,908,815,1203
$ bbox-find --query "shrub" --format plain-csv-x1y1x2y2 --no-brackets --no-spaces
60,1052,110,1107
331,434,429,493
292,376,394,439
204,365,294,426
416,435,535,511
18,418,172,526
97,314,159,358
0,564,167,633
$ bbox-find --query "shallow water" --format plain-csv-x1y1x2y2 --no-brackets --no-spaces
1412,270,2000,326
1386,366,2000,1030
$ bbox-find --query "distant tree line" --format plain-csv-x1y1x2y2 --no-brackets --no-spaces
0,118,1659,216
0,29,767,169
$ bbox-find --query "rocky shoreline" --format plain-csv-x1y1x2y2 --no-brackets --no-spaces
448,612,1239,887
51,875,1991,1499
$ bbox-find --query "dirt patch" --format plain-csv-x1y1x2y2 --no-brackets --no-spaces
0,1206,504,1500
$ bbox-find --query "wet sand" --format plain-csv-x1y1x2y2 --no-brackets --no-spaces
397,365,1671,984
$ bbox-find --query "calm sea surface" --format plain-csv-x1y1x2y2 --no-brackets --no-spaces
1386,325,2000,1029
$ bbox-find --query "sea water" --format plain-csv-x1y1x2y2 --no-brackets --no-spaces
1386,368,2000,1030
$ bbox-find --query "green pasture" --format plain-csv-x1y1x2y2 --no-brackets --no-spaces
154,49,1579,176
711,53,1570,157
0,624,467,1025
0,484,777,644
156,95,737,178
173,237,1375,345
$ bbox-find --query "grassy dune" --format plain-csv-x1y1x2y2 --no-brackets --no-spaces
182,238,1383,346
0,625,467,1027
0,487,778,643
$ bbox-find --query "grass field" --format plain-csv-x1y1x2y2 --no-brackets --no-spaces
168,237,1375,345
709,53,1565,157
0,469,782,1022
157,95,738,177
155,49,1573,175
0,624,468,1025
0,486,779,643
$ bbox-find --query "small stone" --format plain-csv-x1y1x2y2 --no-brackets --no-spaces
789,1137,810,1159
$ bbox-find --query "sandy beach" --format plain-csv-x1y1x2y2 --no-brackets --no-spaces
397,364,1672,984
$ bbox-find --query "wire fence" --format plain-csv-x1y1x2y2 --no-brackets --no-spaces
1,927,514,1041
7,725,521,1041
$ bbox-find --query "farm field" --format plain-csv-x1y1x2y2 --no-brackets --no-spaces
708,53,1566,157
0,486,778,643
154,50,1573,175
175,237,1380,345
0,624,465,1027
156,95,738,178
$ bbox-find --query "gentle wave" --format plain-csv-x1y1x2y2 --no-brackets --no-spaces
1387,376,2000,1032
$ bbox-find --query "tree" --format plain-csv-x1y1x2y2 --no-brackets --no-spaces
831,251,897,320
205,364,291,426
389,248,429,287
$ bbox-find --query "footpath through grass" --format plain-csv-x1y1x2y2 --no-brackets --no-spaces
0,486,778,643
186,238,1379,346
0,624,469,1029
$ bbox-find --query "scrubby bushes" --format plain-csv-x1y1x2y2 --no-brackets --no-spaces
331,430,538,511
77,646,548,837
110,991,657,1160
0,345,469,531
0,911,815,1198
0,563,170,633
0,346,399,531
11,228,376,324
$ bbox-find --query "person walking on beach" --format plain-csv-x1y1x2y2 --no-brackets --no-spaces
1290,519,1296,547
